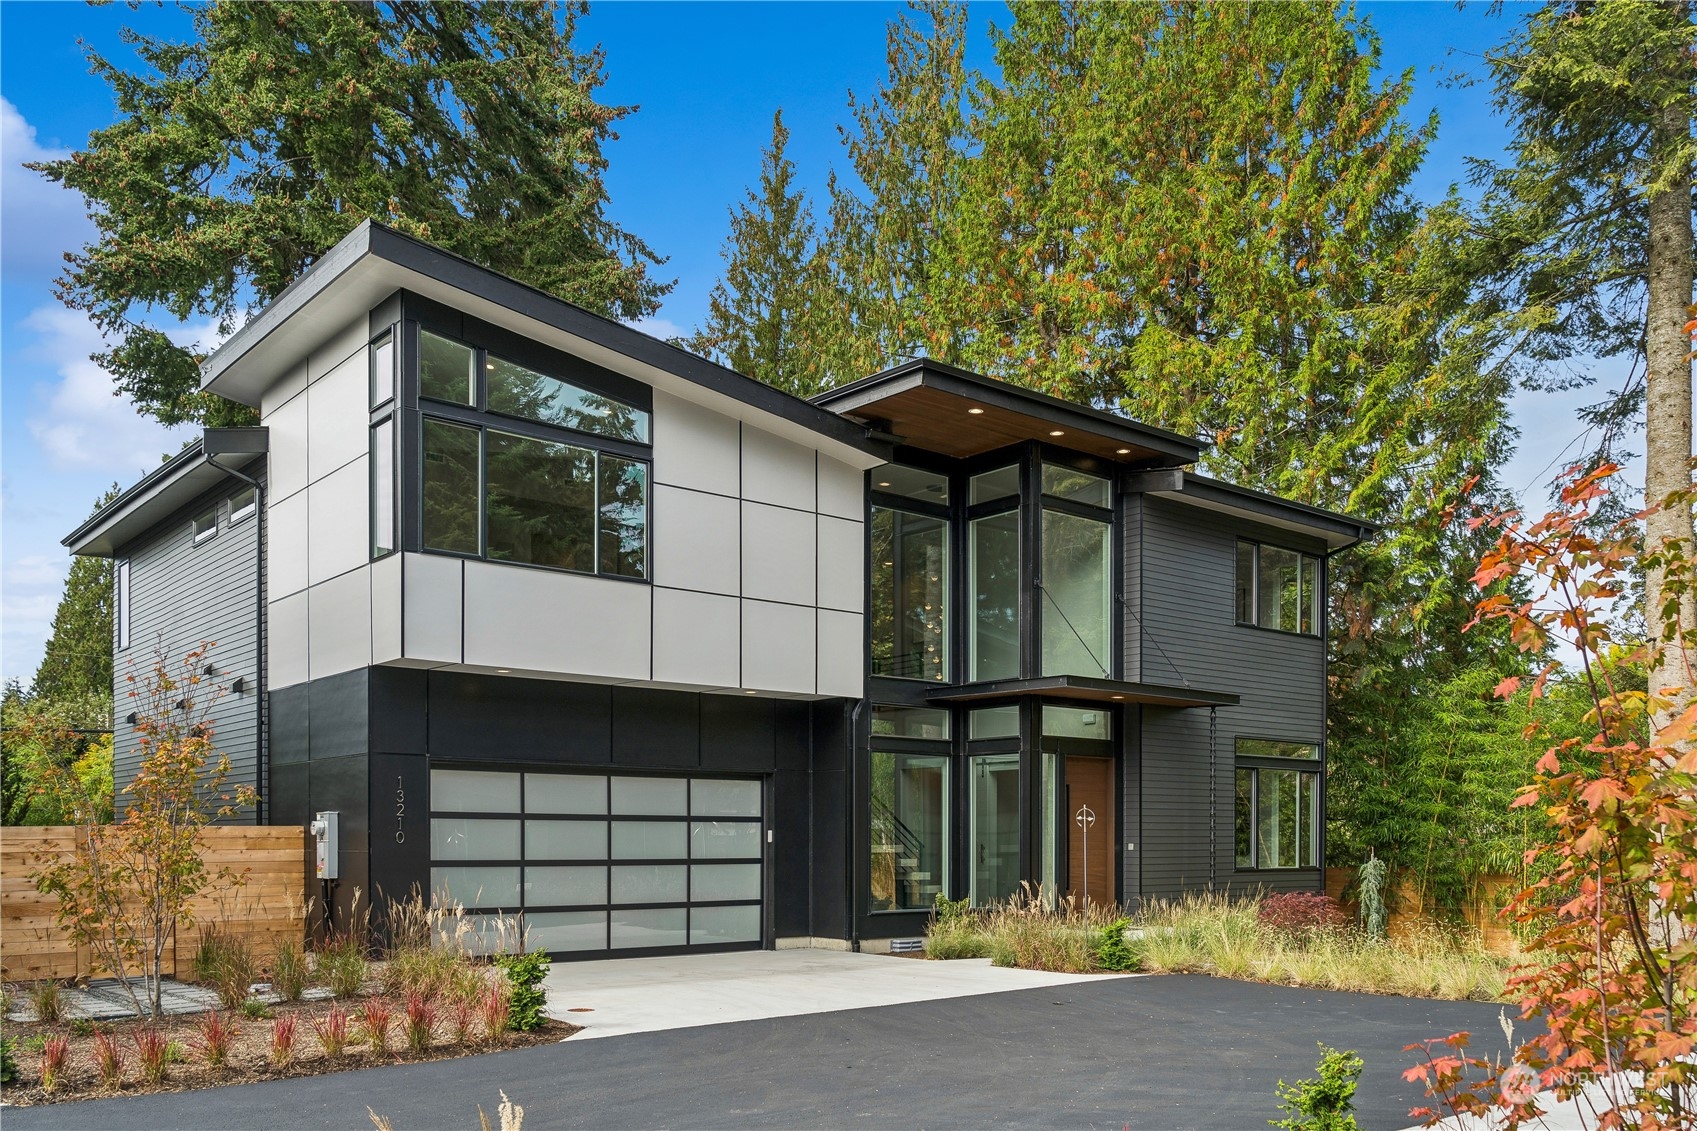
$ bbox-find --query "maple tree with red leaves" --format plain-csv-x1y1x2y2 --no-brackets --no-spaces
1403,460,1697,1128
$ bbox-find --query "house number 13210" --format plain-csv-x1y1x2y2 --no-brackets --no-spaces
395,776,406,844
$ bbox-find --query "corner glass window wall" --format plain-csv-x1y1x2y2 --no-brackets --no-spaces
871,507,949,681
869,752,950,911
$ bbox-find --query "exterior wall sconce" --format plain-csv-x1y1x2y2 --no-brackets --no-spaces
124,712,138,725
230,676,246,694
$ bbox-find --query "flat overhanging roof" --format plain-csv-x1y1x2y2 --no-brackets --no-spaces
812,360,1204,466
925,675,1239,709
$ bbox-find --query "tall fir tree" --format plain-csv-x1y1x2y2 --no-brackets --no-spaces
689,111,829,396
1463,0,1695,738
32,0,669,427
821,0,973,379
31,556,114,707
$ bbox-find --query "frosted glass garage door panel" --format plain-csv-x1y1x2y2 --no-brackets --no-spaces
432,770,520,812
431,866,520,909
525,866,608,907
524,773,607,815
611,864,686,904
691,905,761,945
691,779,761,817
690,863,761,902
611,820,687,860
525,820,608,860
431,819,520,861
690,821,762,859
528,911,607,953
611,776,687,815
611,908,687,949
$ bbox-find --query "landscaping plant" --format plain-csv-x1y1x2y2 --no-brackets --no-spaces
1272,1044,1364,1131
38,1035,67,1093
238,998,271,1021
133,1025,168,1084
361,998,393,1055
194,925,258,1011
1256,893,1351,937
1405,463,1697,1127
478,983,510,1046
270,1013,298,1068
450,996,475,1045
493,951,550,1032
31,645,257,1018
193,1009,235,1069
29,979,62,1023
1092,917,1141,972
92,1029,125,1090
318,930,370,999
311,1005,350,1058
0,1035,18,1087
1356,855,1388,940
270,936,309,1003
404,991,436,1054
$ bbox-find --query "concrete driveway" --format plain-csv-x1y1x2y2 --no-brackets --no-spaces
544,948,1123,1038
3,968,1518,1130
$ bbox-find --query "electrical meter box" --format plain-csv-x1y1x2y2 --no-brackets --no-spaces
309,811,340,880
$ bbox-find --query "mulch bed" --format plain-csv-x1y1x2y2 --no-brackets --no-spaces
1,995,580,1107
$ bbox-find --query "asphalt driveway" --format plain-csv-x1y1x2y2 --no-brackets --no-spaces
3,974,1516,1130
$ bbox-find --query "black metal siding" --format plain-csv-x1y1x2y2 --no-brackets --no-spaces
1130,495,1328,898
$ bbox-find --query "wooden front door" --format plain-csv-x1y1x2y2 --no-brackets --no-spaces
1064,756,1116,906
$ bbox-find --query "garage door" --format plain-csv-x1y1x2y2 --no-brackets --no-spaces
429,769,764,956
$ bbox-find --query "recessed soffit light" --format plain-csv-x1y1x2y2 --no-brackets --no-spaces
877,481,892,487
496,668,511,673
1048,430,1065,437
1117,448,1132,455
967,407,985,415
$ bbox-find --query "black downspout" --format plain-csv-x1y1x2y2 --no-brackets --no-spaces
206,456,266,826
848,698,864,952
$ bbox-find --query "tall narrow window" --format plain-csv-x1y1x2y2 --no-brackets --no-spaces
1040,510,1111,676
970,511,1021,680
868,752,950,911
423,418,481,554
370,418,396,558
370,329,396,408
115,559,130,651
871,507,949,680
597,455,648,578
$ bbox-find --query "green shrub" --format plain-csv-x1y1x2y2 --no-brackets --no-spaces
29,978,63,1023
1271,1044,1363,1130
1093,917,1141,971
494,951,550,1032
194,926,258,1010
0,1035,18,1087
317,932,369,999
239,997,273,1021
271,937,309,1002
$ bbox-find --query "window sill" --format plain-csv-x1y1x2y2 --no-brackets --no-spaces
1233,620,1322,640
419,546,650,585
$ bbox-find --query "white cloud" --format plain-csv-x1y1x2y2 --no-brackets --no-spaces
625,315,685,342
21,304,195,476
4,554,66,589
0,96,93,279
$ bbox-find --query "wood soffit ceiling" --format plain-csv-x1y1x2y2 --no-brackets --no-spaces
840,384,1176,464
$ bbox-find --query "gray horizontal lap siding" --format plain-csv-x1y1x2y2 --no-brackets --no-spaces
112,483,262,810
1130,494,1327,899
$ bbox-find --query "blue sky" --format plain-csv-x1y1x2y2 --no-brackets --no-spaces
0,1,1624,686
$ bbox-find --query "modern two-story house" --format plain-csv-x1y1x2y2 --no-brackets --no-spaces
65,221,1375,958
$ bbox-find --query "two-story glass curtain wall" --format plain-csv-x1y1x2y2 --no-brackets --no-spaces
969,466,1022,681
1039,465,1113,677
871,465,951,682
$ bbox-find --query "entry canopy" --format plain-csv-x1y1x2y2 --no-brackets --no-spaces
812,359,1205,466
925,675,1239,709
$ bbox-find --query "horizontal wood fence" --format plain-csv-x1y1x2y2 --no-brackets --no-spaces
1325,867,1516,955
1,825,308,982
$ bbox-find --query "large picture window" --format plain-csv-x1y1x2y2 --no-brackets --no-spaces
1234,766,1320,869
414,321,651,579
1236,540,1321,635
869,752,949,911
871,507,949,680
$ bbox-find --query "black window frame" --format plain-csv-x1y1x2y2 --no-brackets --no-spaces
1233,736,1323,871
370,324,400,561
1235,538,1323,637
403,303,654,584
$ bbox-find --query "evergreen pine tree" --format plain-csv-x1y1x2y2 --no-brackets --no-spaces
31,0,669,427
689,110,828,396
31,555,114,707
